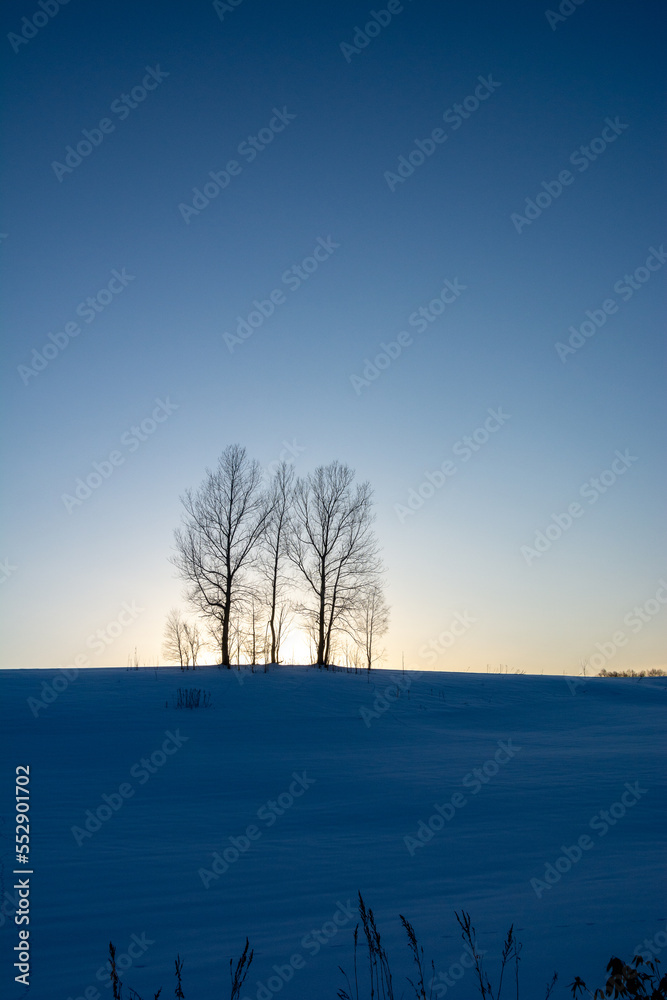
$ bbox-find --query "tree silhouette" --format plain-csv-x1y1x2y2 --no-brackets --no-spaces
173,445,272,666
287,461,381,666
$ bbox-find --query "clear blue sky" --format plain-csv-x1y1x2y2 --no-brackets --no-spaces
1,0,665,672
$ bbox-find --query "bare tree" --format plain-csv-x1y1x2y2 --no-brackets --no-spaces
172,445,272,667
354,582,390,671
162,608,189,669
261,462,294,664
287,461,380,666
183,621,202,669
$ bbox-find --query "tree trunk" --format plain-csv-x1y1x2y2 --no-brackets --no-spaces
221,593,231,667
268,544,279,663
315,555,327,665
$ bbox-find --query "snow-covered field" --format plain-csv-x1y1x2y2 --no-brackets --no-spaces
2,665,665,999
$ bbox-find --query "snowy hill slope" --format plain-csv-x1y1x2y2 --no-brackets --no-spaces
1,665,665,998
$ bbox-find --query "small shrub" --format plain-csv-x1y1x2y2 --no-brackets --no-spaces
570,954,667,998
174,687,212,709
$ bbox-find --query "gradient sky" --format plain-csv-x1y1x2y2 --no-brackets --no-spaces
1,0,665,673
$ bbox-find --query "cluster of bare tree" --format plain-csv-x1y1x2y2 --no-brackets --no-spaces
161,609,202,669
162,445,389,669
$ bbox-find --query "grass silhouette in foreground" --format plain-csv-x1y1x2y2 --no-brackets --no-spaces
106,938,253,999
337,894,556,1000
337,894,666,1000
105,896,667,999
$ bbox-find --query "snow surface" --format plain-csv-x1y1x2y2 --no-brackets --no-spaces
1,665,666,999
